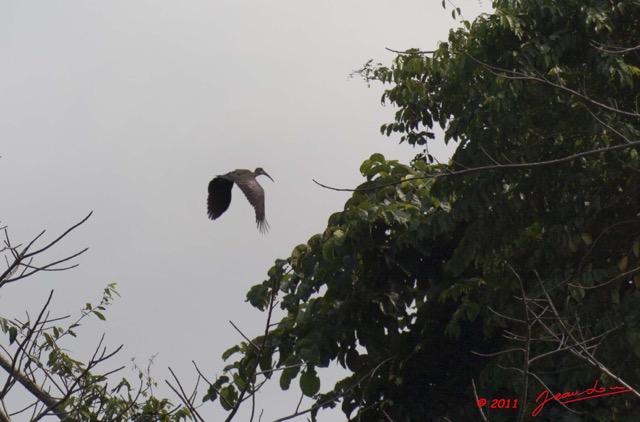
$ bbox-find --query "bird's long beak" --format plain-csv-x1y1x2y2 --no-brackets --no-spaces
264,172,274,183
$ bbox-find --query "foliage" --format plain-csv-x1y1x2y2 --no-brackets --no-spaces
209,0,640,420
0,215,193,421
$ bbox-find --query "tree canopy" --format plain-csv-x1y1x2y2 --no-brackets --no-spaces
209,0,640,420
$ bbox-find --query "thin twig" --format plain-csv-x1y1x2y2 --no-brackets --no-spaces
471,379,488,422
166,367,206,422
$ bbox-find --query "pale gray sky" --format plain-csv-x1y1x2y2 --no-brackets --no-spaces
0,1,490,419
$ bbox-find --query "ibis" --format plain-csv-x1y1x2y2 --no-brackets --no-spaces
207,168,274,233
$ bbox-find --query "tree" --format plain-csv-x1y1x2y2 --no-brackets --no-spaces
0,214,194,421
206,0,640,420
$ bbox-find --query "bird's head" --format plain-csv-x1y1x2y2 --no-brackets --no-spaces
255,167,274,183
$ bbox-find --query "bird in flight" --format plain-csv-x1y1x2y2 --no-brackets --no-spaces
207,168,274,233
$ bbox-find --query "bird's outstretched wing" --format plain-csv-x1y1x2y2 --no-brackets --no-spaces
234,177,270,233
207,177,234,220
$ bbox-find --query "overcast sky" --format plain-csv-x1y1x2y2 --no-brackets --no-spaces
0,1,490,419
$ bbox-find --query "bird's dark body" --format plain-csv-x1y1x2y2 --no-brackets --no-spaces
207,168,274,233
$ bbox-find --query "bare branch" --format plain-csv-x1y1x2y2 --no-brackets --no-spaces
466,54,639,118
536,274,640,399
590,41,640,54
384,47,436,55
0,213,92,289
471,379,488,422
224,277,279,422
166,367,206,422
313,139,640,192
0,352,65,420
23,212,93,260
228,321,261,353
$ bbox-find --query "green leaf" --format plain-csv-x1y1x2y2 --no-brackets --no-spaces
259,353,273,375
8,327,17,345
299,342,320,363
322,239,336,263
280,364,300,390
246,283,270,310
219,386,238,410
345,349,359,371
618,256,629,272
300,368,320,397
222,345,241,360
291,244,308,267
